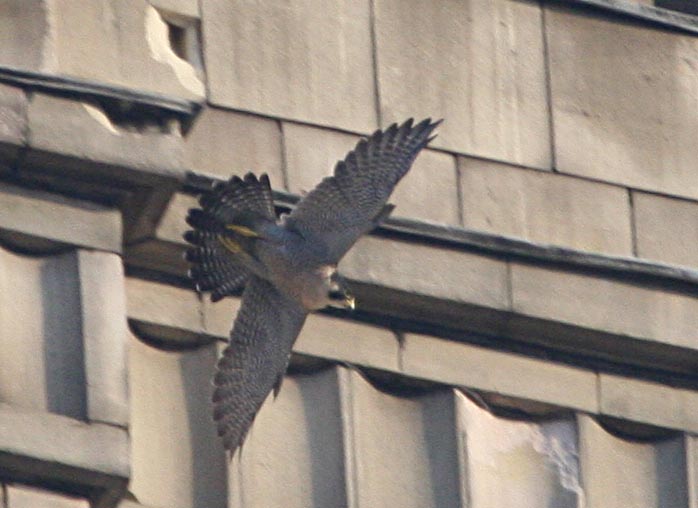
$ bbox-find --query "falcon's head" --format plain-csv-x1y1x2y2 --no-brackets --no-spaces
326,271,355,310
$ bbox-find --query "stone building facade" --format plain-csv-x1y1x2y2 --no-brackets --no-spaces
1,0,698,507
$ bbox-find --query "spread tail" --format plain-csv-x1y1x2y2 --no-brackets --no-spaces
183,173,276,301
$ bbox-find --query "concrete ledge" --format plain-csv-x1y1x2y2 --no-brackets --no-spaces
0,404,128,508
0,65,200,117
341,235,510,311
17,91,186,244
296,314,400,373
401,333,597,413
0,183,122,253
123,277,698,434
26,93,186,180
511,262,698,353
136,183,698,377
600,374,698,433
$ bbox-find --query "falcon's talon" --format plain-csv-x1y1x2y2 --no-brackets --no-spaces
183,117,440,455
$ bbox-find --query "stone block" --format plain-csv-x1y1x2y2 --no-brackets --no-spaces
374,0,550,168
128,333,226,508
578,414,689,508
0,248,85,419
511,262,698,351
283,122,358,195
283,122,460,225
229,368,346,508
0,183,122,253
456,393,580,507
26,93,186,181
0,248,128,427
600,374,698,433
0,403,129,482
547,6,698,199
0,0,204,100
633,191,698,267
0,83,27,162
202,0,376,132
185,108,284,188
339,368,460,508
127,277,203,334
388,149,459,225
6,485,89,508
296,314,400,371
459,158,633,256
402,333,597,412
0,0,46,70
154,192,197,245
341,235,509,310
78,251,128,426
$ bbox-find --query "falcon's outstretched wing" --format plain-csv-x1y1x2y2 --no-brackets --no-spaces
284,118,440,263
212,275,307,454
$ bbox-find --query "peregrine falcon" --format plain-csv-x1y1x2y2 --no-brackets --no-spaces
184,118,440,454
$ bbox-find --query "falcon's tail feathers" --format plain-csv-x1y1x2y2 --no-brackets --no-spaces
183,172,276,301
200,172,276,223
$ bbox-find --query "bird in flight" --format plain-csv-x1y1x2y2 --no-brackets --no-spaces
184,118,441,454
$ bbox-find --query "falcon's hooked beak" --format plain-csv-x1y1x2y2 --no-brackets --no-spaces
344,294,356,310
328,288,356,310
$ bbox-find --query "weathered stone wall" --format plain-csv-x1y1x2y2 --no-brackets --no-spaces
1,0,698,507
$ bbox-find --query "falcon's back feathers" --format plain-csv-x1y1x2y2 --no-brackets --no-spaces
285,118,441,263
184,173,275,301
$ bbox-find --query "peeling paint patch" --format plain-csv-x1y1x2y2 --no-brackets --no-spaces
458,393,583,507
144,6,204,97
532,421,586,505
